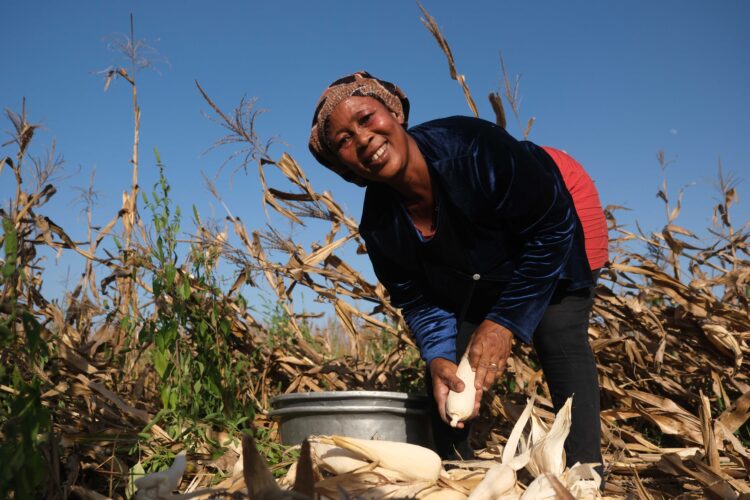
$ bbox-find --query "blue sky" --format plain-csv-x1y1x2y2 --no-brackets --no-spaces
2,1,748,305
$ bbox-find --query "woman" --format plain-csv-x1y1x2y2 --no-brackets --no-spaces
308,72,607,470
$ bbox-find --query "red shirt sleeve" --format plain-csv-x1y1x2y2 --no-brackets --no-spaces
542,146,609,270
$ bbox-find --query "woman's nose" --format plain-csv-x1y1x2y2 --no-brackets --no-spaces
354,127,372,148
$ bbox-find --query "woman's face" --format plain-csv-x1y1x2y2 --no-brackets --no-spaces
325,96,410,183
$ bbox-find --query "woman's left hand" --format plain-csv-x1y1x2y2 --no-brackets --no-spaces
466,320,514,391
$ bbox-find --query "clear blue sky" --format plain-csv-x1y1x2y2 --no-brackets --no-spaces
2,1,748,304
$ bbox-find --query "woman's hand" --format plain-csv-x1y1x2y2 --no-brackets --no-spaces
429,358,481,428
467,320,514,391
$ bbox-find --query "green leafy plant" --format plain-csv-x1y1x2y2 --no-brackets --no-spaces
0,217,53,498
139,151,254,432
253,427,300,479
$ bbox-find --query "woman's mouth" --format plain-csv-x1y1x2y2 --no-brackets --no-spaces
368,142,388,164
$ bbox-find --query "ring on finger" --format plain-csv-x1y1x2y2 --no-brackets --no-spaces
488,362,498,368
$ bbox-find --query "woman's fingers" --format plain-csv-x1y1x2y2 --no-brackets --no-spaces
484,356,509,388
439,364,465,393
472,360,487,391
468,337,498,391
474,359,501,390
471,381,483,419
467,320,514,390
467,334,488,389
429,358,464,424
483,360,500,389
434,382,449,423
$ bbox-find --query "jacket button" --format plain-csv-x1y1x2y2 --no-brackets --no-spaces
472,273,481,281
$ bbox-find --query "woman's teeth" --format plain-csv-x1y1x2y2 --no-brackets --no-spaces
370,143,387,162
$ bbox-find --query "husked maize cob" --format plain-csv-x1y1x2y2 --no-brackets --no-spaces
446,356,477,427
331,436,443,482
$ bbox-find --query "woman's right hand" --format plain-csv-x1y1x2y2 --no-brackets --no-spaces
429,358,480,428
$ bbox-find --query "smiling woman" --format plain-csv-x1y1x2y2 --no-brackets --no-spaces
308,71,607,474
325,95,436,236
325,96,413,183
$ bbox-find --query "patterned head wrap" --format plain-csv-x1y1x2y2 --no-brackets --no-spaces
308,71,410,186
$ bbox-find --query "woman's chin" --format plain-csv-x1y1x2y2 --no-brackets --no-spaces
360,163,387,181
366,158,403,182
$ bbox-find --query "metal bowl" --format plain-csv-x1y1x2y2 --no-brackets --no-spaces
269,391,433,448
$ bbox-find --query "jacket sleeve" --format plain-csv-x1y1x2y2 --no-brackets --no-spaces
471,125,579,343
361,230,459,364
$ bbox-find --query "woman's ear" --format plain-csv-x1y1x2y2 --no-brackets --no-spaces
391,110,404,125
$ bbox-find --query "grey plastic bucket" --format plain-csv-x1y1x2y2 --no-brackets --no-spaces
269,391,434,448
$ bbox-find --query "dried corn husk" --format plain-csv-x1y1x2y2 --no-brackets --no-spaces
359,481,435,499
565,463,602,498
494,396,602,498
520,473,561,499
526,398,573,478
317,471,428,499
421,486,469,500
464,395,538,500
502,395,536,471
466,463,516,500
520,463,601,499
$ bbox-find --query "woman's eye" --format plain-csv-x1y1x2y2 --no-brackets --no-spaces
338,135,351,149
358,113,373,125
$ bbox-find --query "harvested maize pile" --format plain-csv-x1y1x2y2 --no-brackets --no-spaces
296,398,602,499
132,397,603,499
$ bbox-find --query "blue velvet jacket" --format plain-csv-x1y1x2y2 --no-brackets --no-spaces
359,116,593,364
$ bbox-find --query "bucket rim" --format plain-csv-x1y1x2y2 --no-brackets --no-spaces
269,404,429,419
269,390,429,405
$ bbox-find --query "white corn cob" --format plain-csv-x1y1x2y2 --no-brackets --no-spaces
331,436,443,482
446,356,477,427
311,441,370,475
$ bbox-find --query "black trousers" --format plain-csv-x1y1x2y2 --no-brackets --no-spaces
426,280,602,470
